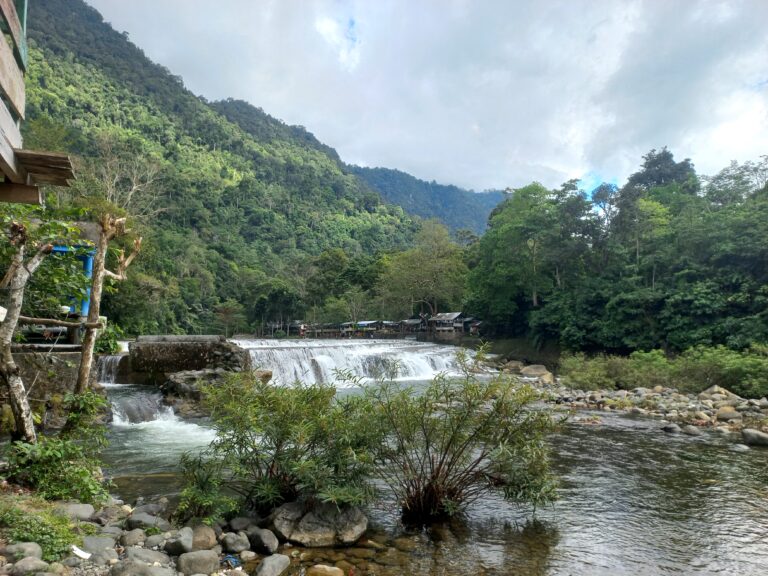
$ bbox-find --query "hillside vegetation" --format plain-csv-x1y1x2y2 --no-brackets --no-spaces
25,0,420,334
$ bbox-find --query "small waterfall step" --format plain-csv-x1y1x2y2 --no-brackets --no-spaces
231,338,465,386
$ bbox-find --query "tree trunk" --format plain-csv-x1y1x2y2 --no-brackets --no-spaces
75,219,111,394
0,229,52,443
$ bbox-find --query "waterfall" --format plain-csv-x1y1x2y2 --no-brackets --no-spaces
97,356,215,481
230,338,467,386
97,354,123,387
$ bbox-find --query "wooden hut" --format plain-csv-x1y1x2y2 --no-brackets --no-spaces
0,0,74,204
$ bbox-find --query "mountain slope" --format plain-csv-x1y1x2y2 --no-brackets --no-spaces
350,166,505,234
25,0,417,334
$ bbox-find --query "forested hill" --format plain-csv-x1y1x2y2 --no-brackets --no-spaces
209,101,506,234
350,166,505,234
25,0,419,334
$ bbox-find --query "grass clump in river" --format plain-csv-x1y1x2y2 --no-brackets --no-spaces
560,345,768,398
363,348,558,523
181,347,559,526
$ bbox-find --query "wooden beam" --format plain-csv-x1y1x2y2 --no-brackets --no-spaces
18,315,103,329
0,181,40,204
0,25,23,119
0,0,26,70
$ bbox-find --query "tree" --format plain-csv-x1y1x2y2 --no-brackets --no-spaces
0,215,84,442
377,221,467,318
0,223,52,442
75,215,141,394
214,298,248,337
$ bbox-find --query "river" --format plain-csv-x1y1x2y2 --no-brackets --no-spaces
99,339,768,575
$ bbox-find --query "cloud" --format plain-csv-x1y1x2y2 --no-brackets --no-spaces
85,0,768,191
314,16,360,71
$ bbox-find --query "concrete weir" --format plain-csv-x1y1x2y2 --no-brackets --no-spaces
123,335,251,385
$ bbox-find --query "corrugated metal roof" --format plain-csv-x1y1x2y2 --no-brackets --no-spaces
430,312,463,321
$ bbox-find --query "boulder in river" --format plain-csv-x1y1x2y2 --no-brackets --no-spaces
255,554,290,576
520,364,554,384
272,501,367,547
741,428,768,447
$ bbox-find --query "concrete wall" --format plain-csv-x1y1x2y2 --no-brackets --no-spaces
126,335,251,385
1,351,95,433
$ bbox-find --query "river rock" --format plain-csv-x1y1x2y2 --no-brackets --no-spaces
306,566,344,576
177,550,219,575
191,526,217,551
3,544,42,561
662,423,681,433
520,365,554,384
121,529,146,547
255,554,290,576
221,531,250,553
272,502,367,547
228,517,257,532
144,535,166,549
682,425,703,436
10,557,49,576
240,551,257,562
715,406,741,421
501,360,524,373
110,560,175,576
127,513,171,531
82,536,117,554
126,548,172,566
57,503,95,521
247,527,279,554
132,500,168,517
165,527,194,555
741,428,768,447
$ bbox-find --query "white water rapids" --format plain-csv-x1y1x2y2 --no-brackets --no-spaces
230,338,465,386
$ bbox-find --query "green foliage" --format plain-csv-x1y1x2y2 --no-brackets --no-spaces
465,150,768,357
7,392,110,504
560,346,768,398
675,345,768,398
94,323,124,354
364,348,558,523
0,499,79,561
182,372,378,517
376,220,467,318
176,452,237,524
22,0,418,336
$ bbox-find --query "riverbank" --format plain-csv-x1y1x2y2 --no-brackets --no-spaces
500,360,768,444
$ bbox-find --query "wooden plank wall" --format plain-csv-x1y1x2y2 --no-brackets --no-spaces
0,0,25,185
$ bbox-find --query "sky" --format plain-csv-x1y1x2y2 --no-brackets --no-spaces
85,0,768,192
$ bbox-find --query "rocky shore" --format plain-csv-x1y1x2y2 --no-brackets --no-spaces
501,362,768,447
0,497,428,576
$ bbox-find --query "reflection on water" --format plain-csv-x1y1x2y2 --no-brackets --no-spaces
100,371,768,575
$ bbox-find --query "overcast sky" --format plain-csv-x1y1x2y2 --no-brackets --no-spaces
85,0,768,192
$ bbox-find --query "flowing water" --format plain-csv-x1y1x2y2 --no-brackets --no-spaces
98,355,215,494
230,338,463,386
97,343,768,575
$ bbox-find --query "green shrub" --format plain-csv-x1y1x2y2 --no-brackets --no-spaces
179,372,379,519
0,499,79,561
675,345,768,398
176,452,237,524
559,353,616,391
365,348,558,523
7,391,110,504
94,323,124,354
559,345,768,398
